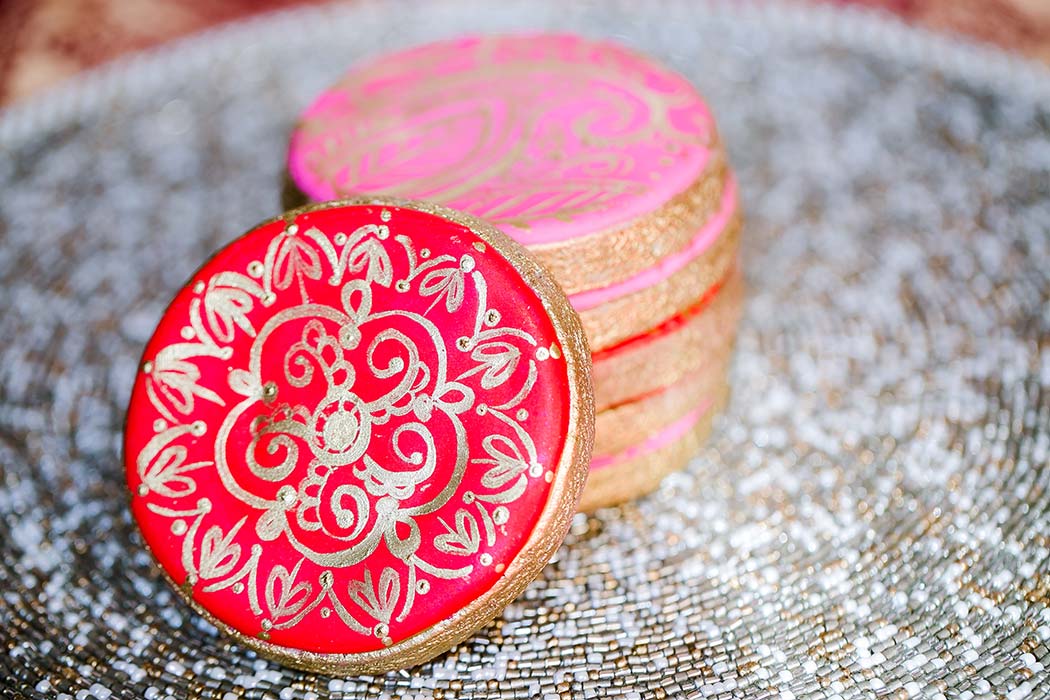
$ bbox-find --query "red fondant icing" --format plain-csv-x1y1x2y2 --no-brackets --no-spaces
125,204,572,655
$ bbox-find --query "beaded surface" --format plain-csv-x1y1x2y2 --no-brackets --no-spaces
2,1,1050,698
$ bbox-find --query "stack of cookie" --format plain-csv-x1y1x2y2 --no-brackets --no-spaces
283,33,743,511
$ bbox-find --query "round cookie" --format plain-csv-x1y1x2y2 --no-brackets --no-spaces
573,178,740,350
580,382,730,513
124,199,593,673
592,352,732,459
285,33,724,296
592,267,744,411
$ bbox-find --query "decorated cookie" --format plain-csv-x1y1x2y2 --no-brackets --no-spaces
592,268,744,411
124,199,593,673
285,33,723,295
571,177,740,350
581,383,730,513
592,354,731,460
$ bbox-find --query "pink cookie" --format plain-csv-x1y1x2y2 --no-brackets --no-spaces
286,33,728,296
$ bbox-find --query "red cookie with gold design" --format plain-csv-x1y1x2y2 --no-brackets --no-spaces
124,199,593,674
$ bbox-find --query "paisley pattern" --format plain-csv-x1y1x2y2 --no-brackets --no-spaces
124,203,575,656
287,34,715,245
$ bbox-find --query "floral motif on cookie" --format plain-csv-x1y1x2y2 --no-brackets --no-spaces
125,202,587,662
288,34,715,245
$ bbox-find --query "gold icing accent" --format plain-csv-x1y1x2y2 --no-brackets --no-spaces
592,268,744,411
580,212,742,351
132,196,594,675
579,382,730,513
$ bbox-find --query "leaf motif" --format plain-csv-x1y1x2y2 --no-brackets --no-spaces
348,567,400,624
465,179,626,227
303,226,340,276
140,443,210,498
198,519,245,580
434,509,481,555
149,355,224,416
346,238,393,287
477,435,530,490
227,368,258,397
469,341,521,389
273,235,322,291
255,507,286,542
419,267,465,313
265,560,312,620
203,272,264,342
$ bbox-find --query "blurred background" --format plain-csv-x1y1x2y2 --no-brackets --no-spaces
1,0,1049,106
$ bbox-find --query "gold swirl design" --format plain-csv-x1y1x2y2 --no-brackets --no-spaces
292,39,710,211
131,196,595,675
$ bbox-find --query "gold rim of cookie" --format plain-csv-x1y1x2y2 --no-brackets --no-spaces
580,214,741,351
592,267,744,410
282,147,729,297
531,152,729,294
579,383,729,513
594,356,732,457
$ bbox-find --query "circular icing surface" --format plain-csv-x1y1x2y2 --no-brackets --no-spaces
287,34,714,245
124,202,583,659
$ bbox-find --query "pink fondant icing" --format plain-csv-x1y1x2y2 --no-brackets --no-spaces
569,177,737,311
590,399,712,472
288,34,715,246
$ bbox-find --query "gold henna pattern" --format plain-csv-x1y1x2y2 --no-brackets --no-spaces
131,200,590,664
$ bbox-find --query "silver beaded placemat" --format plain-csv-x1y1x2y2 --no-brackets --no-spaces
2,1,1050,698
